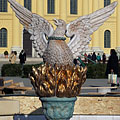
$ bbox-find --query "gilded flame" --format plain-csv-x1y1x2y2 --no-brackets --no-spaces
29,63,87,97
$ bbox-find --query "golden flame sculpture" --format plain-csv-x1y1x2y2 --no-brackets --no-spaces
29,63,87,97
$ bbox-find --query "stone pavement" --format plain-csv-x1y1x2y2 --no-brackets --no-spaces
2,76,120,94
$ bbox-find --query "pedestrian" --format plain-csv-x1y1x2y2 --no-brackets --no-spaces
102,53,106,64
105,49,119,87
88,53,92,63
92,52,97,62
9,51,16,64
84,53,88,63
19,49,26,73
96,53,101,63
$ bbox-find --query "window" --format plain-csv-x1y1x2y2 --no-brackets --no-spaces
47,0,55,14
0,28,7,47
0,0,7,12
104,0,111,7
24,0,31,11
70,0,77,14
104,30,111,48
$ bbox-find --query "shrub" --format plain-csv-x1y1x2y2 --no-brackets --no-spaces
1,62,119,78
86,63,107,78
1,64,22,76
1,63,44,77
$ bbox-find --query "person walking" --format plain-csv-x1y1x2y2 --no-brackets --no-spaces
88,53,92,63
102,53,106,64
105,49,119,87
96,53,101,63
19,49,26,74
9,51,16,64
92,52,97,62
84,53,88,63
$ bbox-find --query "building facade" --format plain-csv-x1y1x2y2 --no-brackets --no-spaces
0,0,120,57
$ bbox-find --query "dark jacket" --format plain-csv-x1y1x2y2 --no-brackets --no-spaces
106,54,118,76
92,53,97,62
19,52,26,64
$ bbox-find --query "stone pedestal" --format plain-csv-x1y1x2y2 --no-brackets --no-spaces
0,99,19,115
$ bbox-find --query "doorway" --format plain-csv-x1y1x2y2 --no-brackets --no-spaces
23,29,32,57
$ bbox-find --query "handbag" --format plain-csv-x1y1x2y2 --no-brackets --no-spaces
108,74,118,84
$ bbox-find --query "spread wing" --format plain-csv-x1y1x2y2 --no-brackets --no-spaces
8,0,54,56
66,1,117,58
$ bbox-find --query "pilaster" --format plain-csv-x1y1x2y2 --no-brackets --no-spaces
82,0,89,16
92,0,101,51
37,0,43,16
60,0,67,21
116,0,120,51
12,0,21,54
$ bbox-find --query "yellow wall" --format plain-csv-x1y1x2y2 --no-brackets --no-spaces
0,0,119,55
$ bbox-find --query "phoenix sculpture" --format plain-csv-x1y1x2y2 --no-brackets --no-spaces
8,0,117,97
8,0,117,66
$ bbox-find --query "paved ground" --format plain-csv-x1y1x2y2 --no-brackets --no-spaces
2,76,120,94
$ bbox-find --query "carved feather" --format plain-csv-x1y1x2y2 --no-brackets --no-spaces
66,1,117,58
8,0,54,56
8,0,117,66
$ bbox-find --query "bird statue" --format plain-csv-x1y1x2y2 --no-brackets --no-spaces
8,0,117,66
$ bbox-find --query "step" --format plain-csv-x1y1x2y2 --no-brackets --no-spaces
0,99,19,115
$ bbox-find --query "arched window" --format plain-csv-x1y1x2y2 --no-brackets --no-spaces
104,30,111,48
70,0,77,14
0,0,7,12
47,0,55,14
24,0,31,11
0,28,7,47
104,0,111,7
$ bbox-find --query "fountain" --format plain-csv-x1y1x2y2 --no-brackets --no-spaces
29,64,87,120
8,0,117,119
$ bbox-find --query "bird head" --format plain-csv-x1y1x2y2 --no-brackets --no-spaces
53,18,66,27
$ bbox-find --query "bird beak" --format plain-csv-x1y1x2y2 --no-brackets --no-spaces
53,18,59,26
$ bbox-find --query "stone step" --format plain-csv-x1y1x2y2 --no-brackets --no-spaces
0,99,19,115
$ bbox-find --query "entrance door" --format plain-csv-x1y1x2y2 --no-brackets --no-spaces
23,29,32,57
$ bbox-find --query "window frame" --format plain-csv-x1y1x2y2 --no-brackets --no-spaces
0,28,7,47
47,0,55,14
104,30,111,48
44,0,59,16
104,0,111,7
0,0,7,12
24,0,32,11
70,0,78,15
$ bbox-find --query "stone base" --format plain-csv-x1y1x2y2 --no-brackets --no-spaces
116,47,120,51
0,116,13,120
82,47,103,54
0,99,19,115
1,96,120,115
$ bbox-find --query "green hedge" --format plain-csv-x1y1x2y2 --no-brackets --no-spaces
86,63,107,78
1,63,42,78
1,64,22,76
1,63,119,78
